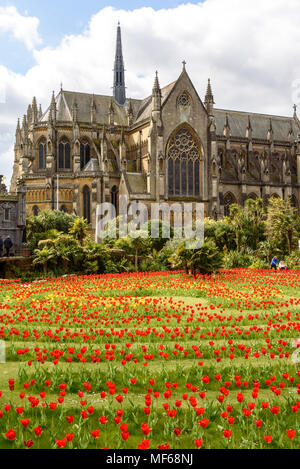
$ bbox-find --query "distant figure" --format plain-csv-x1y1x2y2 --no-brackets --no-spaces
279,260,288,271
4,236,13,257
271,256,279,271
0,236,3,257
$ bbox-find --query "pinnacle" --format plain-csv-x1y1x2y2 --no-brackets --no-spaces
205,78,214,103
153,71,161,93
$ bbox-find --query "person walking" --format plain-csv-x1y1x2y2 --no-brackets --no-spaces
271,256,279,271
0,235,3,257
4,236,13,257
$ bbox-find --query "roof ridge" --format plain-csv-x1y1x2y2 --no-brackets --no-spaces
63,90,143,103
214,108,293,120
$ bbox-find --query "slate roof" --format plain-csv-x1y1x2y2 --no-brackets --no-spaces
134,81,177,123
126,172,147,193
214,109,300,142
83,158,100,172
39,82,300,144
41,90,142,126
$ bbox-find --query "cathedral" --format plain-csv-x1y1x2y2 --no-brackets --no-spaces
10,24,300,236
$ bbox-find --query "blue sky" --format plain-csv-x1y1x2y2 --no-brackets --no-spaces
0,0,203,73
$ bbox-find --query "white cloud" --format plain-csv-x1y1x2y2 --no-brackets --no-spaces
1,0,300,184
0,6,41,51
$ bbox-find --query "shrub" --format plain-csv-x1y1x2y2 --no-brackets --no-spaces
248,258,269,269
223,250,253,269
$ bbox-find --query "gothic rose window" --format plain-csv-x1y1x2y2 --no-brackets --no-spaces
80,140,91,170
167,126,202,197
38,139,47,170
178,92,191,107
58,139,71,170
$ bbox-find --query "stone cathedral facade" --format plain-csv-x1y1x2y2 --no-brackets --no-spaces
10,24,300,236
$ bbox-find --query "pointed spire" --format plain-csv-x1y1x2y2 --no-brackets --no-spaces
72,97,78,122
153,70,161,93
204,78,215,115
267,118,273,141
38,104,43,120
91,94,96,124
113,22,126,106
182,60,186,71
22,114,28,138
32,97,38,123
127,98,134,126
205,78,214,102
50,91,56,123
109,98,115,125
246,115,252,139
223,113,230,139
15,119,21,147
293,104,298,119
152,71,162,113
27,104,32,124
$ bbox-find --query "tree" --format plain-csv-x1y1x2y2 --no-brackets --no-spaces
266,197,299,254
256,240,280,264
227,199,266,252
115,230,152,271
32,248,56,274
169,238,223,276
69,218,89,246
227,204,246,252
204,218,236,252
142,220,174,252
27,210,76,248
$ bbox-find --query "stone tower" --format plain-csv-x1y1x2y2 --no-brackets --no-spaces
113,22,126,106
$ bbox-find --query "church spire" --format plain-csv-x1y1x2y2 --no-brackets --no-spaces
204,78,215,115
113,22,126,106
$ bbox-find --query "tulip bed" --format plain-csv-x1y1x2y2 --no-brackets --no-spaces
0,269,299,449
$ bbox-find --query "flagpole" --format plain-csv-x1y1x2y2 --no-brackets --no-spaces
57,174,59,210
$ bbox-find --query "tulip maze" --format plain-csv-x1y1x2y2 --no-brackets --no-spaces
0,269,299,449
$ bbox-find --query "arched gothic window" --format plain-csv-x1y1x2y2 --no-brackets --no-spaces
38,139,47,170
224,192,236,217
167,126,202,197
111,186,119,214
83,186,91,224
80,140,91,170
58,139,71,170
290,195,298,210
32,205,39,217
248,193,258,200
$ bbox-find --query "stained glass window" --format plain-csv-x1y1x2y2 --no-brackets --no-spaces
38,140,47,169
59,139,71,170
83,186,91,224
167,127,201,197
178,92,190,107
80,140,91,170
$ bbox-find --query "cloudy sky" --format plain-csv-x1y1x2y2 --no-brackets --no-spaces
1,0,300,184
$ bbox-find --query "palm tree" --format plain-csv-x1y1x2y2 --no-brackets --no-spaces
266,197,299,254
169,239,222,276
69,218,88,246
32,248,56,274
227,204,245,252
